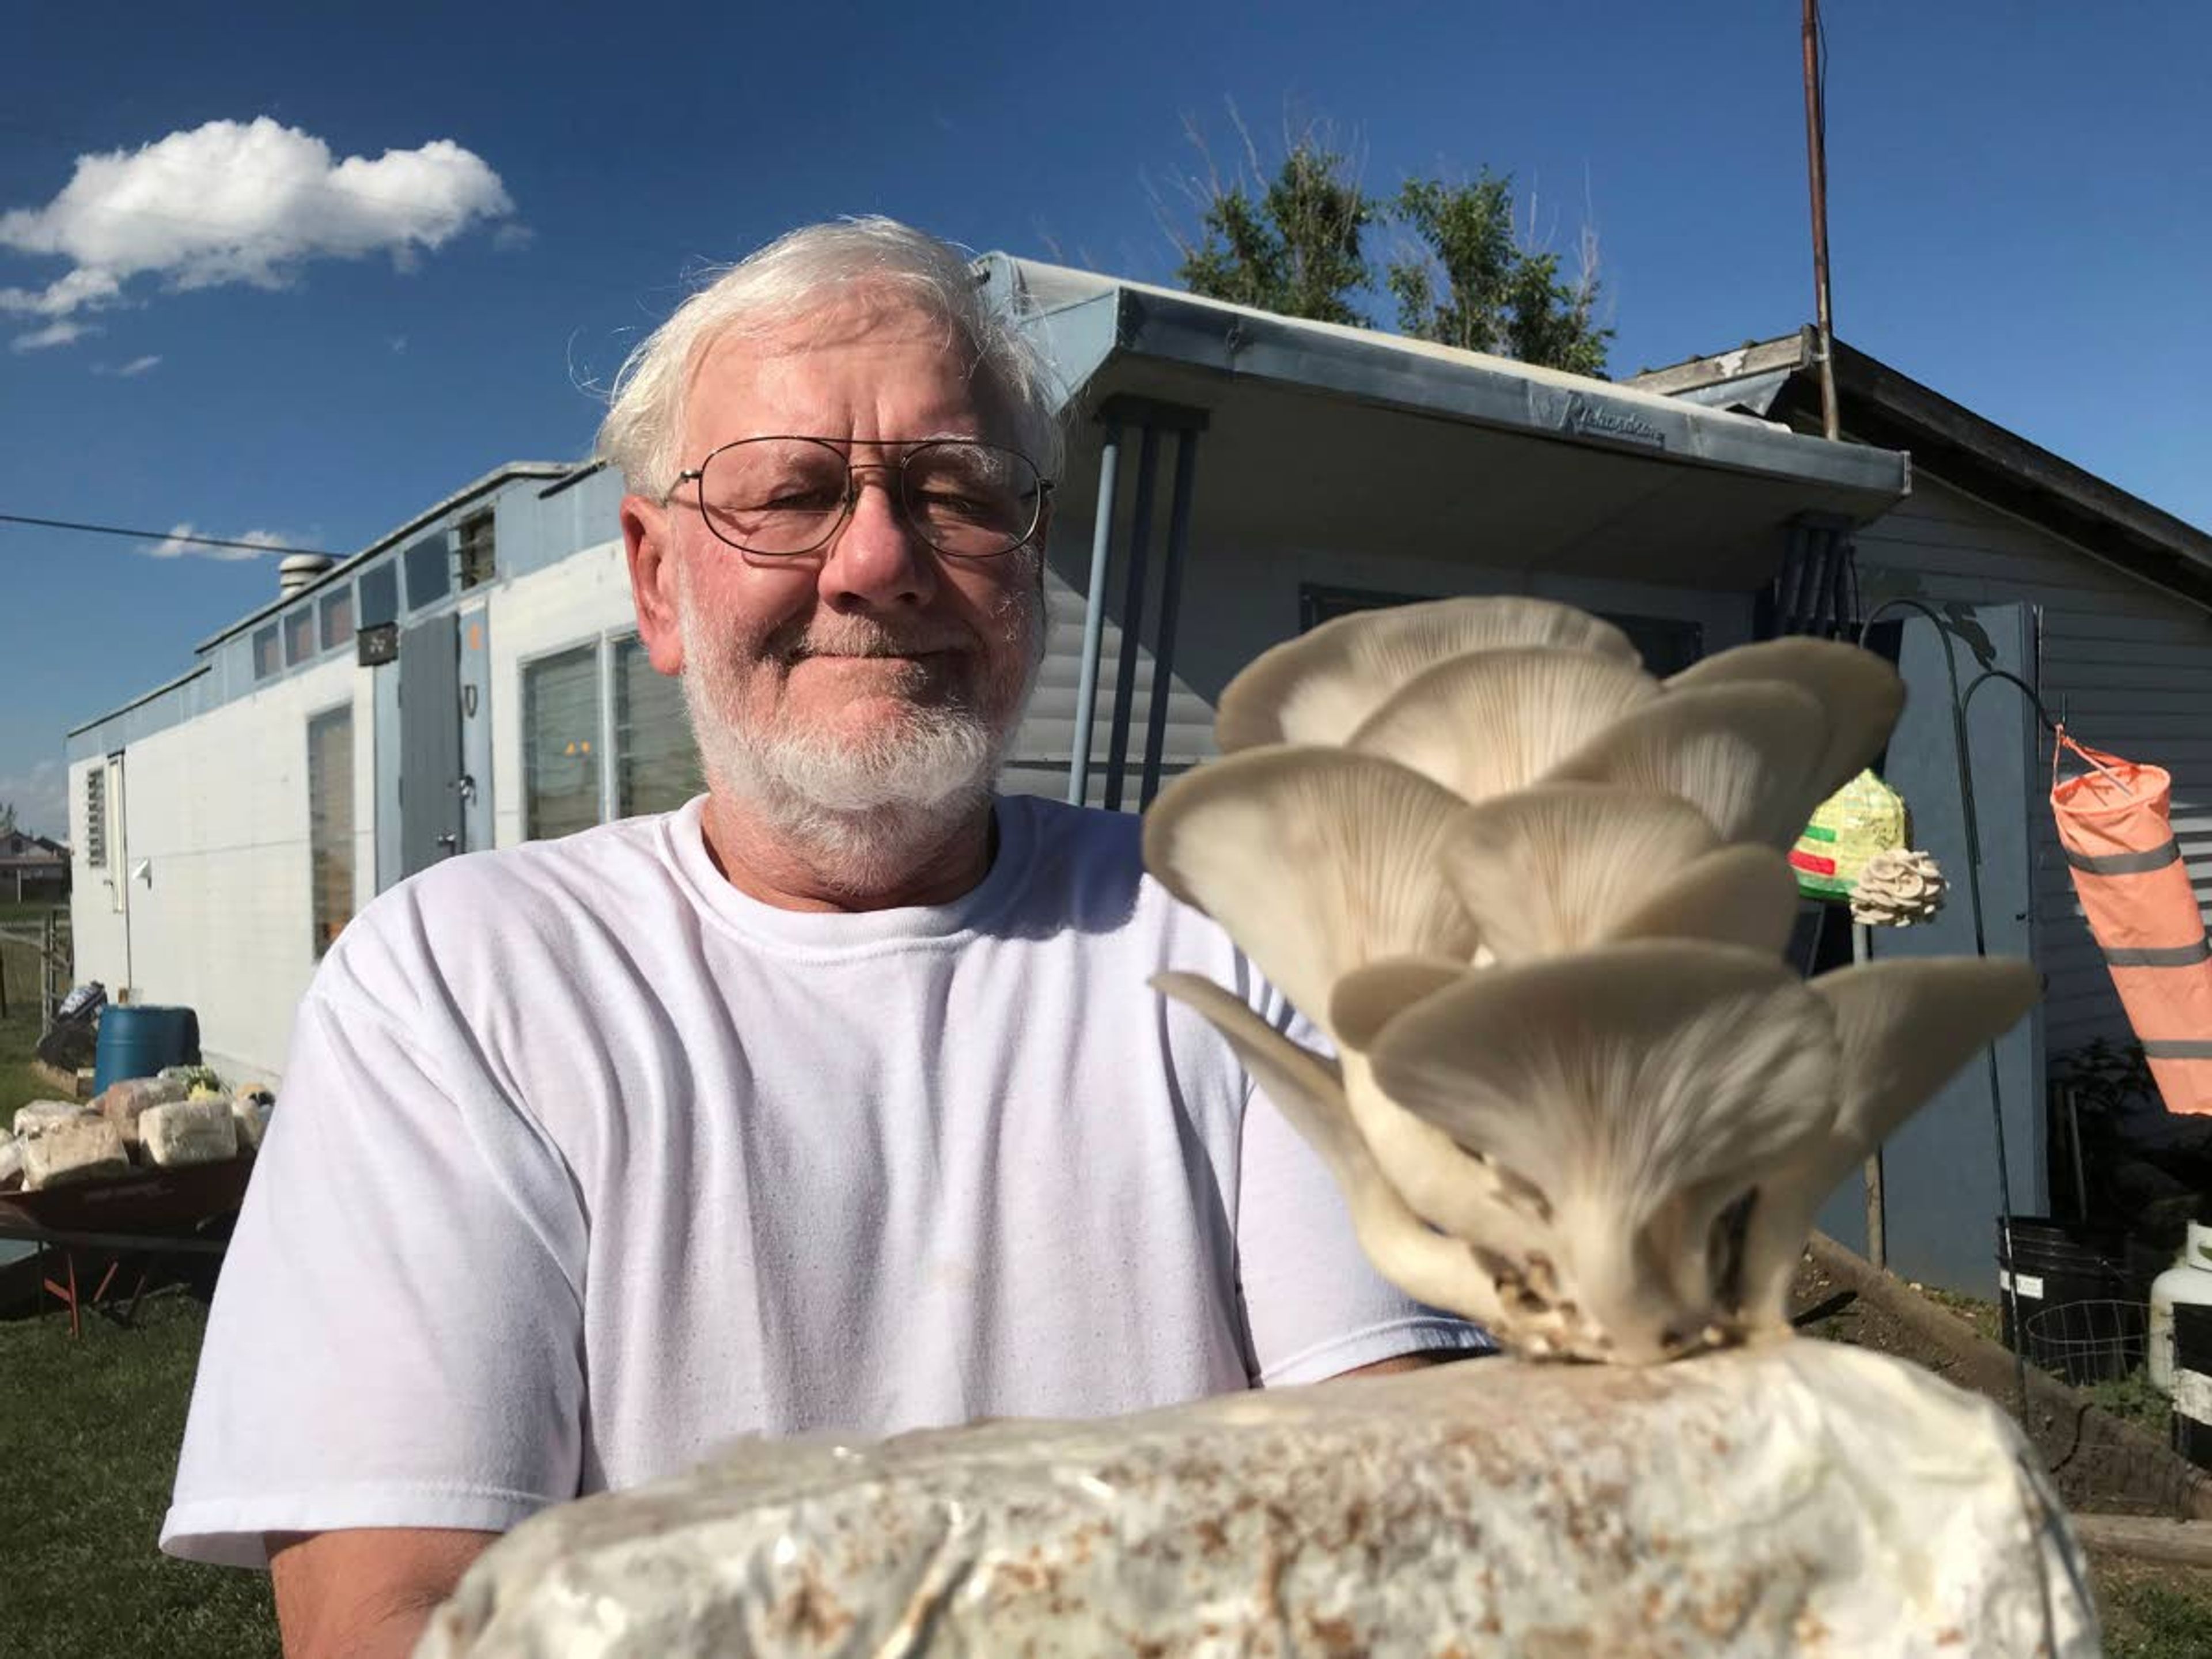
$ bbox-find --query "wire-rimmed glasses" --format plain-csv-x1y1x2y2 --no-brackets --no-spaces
666,435,1051,559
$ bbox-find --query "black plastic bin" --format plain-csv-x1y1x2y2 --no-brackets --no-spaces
1997,1216,2142,1384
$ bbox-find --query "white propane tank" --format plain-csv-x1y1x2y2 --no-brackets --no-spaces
2149,1220,2212,1393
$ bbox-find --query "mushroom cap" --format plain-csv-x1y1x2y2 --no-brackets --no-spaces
1143,746,1477,1040
1441,784,1786,962
1540,680,1833,849
1734,955,2043,1325
1345,647,1662,805
1215,596,1640,753
1668,638,1906,801
1366,941,1842,1362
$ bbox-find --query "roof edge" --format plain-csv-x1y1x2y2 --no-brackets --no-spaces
67,662,213,740
1634,332,2212,606
190,460,574,653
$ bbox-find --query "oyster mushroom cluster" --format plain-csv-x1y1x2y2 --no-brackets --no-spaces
1144,597,2038,1366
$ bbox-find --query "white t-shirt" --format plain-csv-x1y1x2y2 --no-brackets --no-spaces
162,794,1484,1567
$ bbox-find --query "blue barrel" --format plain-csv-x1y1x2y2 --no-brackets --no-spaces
91,1005,202,1096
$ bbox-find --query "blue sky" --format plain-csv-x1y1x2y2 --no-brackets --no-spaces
2,1,2206,838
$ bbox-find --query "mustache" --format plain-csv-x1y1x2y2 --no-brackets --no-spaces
777,618,977,662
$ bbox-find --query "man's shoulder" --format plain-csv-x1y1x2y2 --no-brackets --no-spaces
318,815,679,1003
993,791,1245,963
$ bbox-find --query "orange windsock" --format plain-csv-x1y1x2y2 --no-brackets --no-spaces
2051,729,2212,1115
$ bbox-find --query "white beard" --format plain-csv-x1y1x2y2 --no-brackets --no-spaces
676,575,1044,884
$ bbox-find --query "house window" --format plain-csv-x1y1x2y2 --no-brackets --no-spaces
84,768,106,868
307,706,355,957
524,645,602,840
320,584,355,652
615,637,702,815
283,606,315,666
458,512,496,590
358,563,399,629
403,533,451,611
252,623,281,680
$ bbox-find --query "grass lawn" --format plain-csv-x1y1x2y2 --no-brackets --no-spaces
0,1296,281,1658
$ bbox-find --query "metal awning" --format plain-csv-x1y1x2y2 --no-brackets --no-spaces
979,255,1912,808
985,256,1908,590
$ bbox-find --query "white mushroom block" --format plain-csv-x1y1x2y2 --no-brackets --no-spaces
139,1099,239,1168
12,1099,90,1140
421,1342,2096,1659
97,1075,190,1150
22,1118,130,1190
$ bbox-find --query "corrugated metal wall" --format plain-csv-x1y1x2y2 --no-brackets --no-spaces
1002,563,1218,808
1853,472,2212,1060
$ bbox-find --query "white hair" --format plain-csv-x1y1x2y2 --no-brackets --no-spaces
597,217,1065,497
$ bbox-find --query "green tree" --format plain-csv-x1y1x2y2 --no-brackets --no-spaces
1388,172,1612,377
1176,135,1373,328
0,802,16,837
1169,120,1613,376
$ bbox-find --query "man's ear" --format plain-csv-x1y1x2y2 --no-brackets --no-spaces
622,494,686,675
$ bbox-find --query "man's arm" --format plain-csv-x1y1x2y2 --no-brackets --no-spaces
1333,1350,1470,1379
270,1529,496,1659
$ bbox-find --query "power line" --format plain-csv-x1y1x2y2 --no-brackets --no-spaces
0,512,335,559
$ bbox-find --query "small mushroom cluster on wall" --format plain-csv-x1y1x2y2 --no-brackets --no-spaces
1144,598,2039,1365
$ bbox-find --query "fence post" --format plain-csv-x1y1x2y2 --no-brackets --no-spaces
42,907,58,1033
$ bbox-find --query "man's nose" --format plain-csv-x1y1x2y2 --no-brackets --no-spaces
818,472,936,611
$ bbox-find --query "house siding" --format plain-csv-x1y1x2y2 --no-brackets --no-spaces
67,656,376,1080
1852,472,2212,1060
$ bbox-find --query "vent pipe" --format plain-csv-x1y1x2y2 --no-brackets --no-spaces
278,552,335,599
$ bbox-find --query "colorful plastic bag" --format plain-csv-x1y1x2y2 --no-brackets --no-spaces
1791,770,1910,902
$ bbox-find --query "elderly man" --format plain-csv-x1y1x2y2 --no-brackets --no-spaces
162,218,1484,1658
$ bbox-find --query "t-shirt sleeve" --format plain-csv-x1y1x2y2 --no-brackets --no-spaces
1233,1002,1495,1386
161,982,588,1569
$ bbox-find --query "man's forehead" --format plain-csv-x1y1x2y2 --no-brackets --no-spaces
684,298,1005,437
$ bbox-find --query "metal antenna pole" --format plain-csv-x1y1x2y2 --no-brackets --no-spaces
1803,0,1842,442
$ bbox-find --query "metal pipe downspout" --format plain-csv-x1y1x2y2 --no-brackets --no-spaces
1855,597,2032,1419
1139,429,1202,810
1067,425,1123,808
1103,426,1161,812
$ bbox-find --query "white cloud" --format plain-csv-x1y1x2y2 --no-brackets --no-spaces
142,522,292,562
96,353,162,377
12,318,97,351
0,759,68,843
0,117,516,338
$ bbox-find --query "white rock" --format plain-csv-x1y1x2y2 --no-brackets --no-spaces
22,1118,130,1190
420,1341,2096,1659
12,1100,90,1140
139,1099,239,1168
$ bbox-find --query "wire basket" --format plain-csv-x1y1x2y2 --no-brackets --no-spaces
2020,1298,2149,1387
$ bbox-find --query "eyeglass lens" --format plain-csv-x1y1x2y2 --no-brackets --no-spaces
698,438,1040,556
